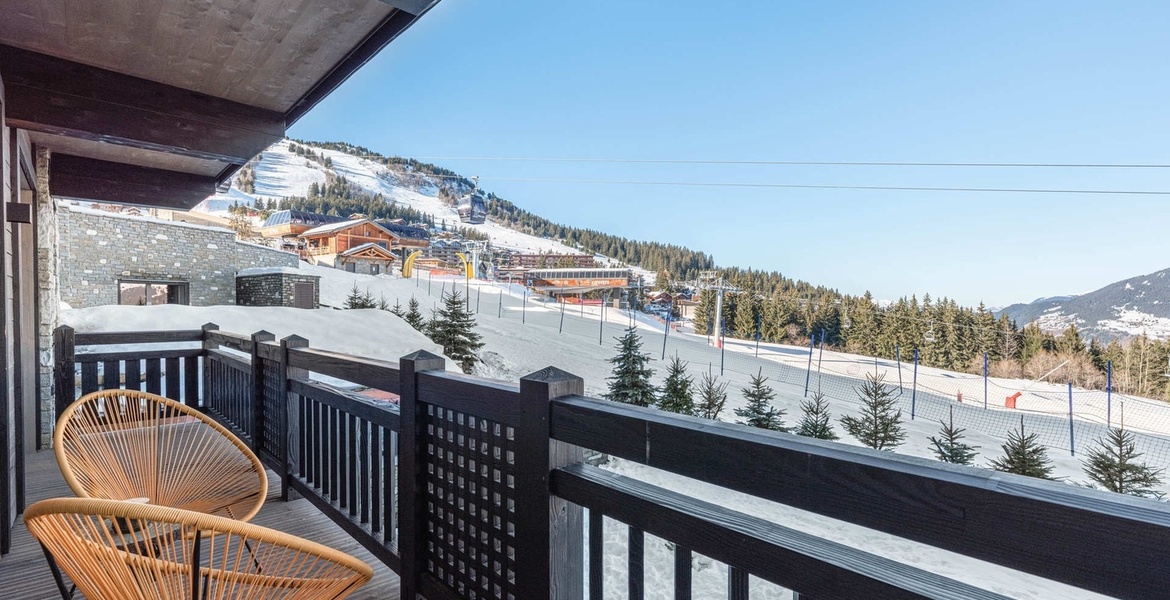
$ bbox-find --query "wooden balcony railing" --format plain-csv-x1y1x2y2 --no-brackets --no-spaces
51,324,1170,600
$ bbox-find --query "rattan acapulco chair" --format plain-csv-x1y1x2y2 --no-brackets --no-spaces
25,497,373,600
55,390,267,522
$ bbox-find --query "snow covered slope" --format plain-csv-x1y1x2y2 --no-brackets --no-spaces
997,269,1170,340
201,139,588,257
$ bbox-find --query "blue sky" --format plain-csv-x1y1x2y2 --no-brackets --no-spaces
289,1,1170,308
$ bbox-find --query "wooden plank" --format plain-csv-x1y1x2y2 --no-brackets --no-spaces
552,464,1011,600
674,546,692,600
549,397,1170,600
205,349,250,372
76,348,202,363
628,527,644,600
75,330,203,345
79,362,98,396
164,357,180,401
53,326,75,422
182,356,198,406
397,351,446,600
124,358,142,393
207,330,253,352
287,347,399,392
589,510,603,600
288,379,400,431
417,370,521,425
1,45,284,165
145,359,161,395
49,154,215,209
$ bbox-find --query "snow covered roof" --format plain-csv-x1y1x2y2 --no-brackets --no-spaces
377,221,430,241
300,218,377,237
340,242,396,258
237,266,307,277
262,210,347,229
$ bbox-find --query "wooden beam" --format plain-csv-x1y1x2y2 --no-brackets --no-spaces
49,154,215,209
374,0,435,15
0,45,284,165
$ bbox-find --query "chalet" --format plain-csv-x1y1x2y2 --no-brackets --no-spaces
300,219,399,275
377,221,431,253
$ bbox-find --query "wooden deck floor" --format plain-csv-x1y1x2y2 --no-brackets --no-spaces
0,450,401,599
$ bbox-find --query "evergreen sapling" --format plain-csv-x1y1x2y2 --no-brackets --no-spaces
604,327,657,407
734,368,788,431
403,297,426,331
428,291,485,374
796,391,838,440
988,416,1055,479
839,372,906,450
695,369,728,420
928,406,978,465
1082,427,1164,498
657,355,695,415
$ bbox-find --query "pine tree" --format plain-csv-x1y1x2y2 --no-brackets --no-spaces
734,368,788,431
389,299,405,317
343,283,376,309
988,416,1056,479
695,369,728,420
795,391,838,440
1082,427,1164,498
928,406,978,465
428,291,484,374
604,327,657,407
657,355,695,415
734,293,757,339
839,373,906,450
403,297,426,331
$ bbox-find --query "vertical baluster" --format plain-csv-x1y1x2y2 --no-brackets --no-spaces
629,527,644,600
183,355,198,405
674,545,692,600
348,413,359,516
146,358,161,395
728,566,749,600
360,418,370,523
101,360,119,390
589,510,603,600
165,356,181,399
329,406,340,501
125,359,142,393
80,362,98,395
370,424,381,534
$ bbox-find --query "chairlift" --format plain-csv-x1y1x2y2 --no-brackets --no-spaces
924,321,936,344
842,307,851,330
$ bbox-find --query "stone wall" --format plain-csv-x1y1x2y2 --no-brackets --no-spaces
36,149,57,446
58,205,299,308
237,270,320,308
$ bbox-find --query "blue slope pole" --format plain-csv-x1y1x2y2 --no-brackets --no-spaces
911,349,919,420
804,335,815,397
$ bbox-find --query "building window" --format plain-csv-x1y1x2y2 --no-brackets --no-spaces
118,280,190,305
371,264,380,275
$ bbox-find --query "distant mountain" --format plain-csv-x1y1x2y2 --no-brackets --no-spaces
995,270,1170,341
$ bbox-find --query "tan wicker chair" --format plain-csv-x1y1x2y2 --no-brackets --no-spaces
25,497,373,600
55,390,267,522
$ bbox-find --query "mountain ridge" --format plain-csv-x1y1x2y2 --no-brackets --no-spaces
996,269,1170,341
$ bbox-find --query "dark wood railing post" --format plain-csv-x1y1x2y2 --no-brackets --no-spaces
250,331,275,454
53,325,75,420
200,323,219,407
279,334,308,501
518,366,586,600
398,350,446,600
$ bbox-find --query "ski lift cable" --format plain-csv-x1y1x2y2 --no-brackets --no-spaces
420,174,1170,197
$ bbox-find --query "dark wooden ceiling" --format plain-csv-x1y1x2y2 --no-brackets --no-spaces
0,0,439,208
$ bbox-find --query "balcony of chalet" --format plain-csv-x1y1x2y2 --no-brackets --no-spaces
2,325,1169,600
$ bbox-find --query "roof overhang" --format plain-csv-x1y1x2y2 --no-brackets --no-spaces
0,0,440,208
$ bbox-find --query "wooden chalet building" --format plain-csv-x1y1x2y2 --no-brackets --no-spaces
260,209,348,239
300,218,429,275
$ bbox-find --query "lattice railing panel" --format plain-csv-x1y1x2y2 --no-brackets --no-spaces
423,403,517,600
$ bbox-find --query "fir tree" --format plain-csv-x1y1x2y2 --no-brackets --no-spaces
795,391,838,440
1082,427,1164,498
403,297,426,331
928,406,978,465
734,368,788,431
988,416,1056,479
428,291,484,374
839,372,906,450
343,283,376,309
695,369,728,420
657,355,695,415
389,299,405,317
604,327,657,407
734,293,757,339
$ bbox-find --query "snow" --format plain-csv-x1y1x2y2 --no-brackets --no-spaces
237,266,304,276
64,203,232,235
190,187,261,214
165,139,1165,598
